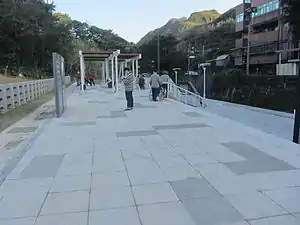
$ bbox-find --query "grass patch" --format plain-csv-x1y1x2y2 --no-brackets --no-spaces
0,92,54,132
0,74,29,84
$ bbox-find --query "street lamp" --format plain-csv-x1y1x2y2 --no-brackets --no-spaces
199,62,211,99
172,68,181,85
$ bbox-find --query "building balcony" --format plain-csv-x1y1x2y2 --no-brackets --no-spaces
250,30,279,45
252,10,279,26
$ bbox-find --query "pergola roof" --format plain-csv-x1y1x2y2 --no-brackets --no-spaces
82,51,141,61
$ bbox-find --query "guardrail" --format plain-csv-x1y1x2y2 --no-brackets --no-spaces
0,76,71,113
168,82,206,107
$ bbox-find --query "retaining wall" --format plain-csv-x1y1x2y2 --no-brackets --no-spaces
0,76,70,113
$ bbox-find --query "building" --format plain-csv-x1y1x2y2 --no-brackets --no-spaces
233,0,294,75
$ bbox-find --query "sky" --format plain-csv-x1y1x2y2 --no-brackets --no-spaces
53,0,242,43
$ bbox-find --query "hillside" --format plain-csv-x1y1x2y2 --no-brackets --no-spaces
179,8,236,52
137,10,220,45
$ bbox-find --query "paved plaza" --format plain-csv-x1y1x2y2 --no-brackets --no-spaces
0,85,300,225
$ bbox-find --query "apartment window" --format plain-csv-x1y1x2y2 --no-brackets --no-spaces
236,13,244,22
252,0,279,18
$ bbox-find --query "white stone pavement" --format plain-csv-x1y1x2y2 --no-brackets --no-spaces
1,84,300,225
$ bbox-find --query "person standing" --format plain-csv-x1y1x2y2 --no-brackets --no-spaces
149,70,162,101
138,74,145,89
122,68,134,110
160,72,169,97
88,72,95,86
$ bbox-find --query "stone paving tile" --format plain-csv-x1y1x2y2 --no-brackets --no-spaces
116,130,158,137
92,159,126,173
40,191,89,215
222,142,295,175
263,187,300,214
184,153,219,165
162,164,202,181
0,218,35,225
127,166,167,185
89,207,141,225
90,186,135,210
249,215,299,225
50,174,91,192
20,155,65,178
171,178,220,200
35,212,88,225
0,190,47,219
183,112,203,117
153,123,209,130
56,160,92,176
138,201,196,225
225,192,288,220
183,196,244,225
132,182,178,205
155,155,189,170
91,171,130,189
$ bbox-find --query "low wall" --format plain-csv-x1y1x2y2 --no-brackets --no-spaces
0,76,71,113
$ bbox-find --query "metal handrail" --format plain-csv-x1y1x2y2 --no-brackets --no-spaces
167,82,206,108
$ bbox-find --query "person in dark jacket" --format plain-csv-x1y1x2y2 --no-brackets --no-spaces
122,68,134,110
138,74,145,89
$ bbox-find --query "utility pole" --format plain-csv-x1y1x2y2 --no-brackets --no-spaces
245,5,257,76
157,31,160,74
246,18,252,76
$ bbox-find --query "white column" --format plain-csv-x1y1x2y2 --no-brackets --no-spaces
203,67,206,99
111,58,115,91
101,62,105,83
115,55,119,92
132,60,135,77
121,63,124,78
125,60,128,67
79,50,85,91
135,59,139,77
105,60,109,82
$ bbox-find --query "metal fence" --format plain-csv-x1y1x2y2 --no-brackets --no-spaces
52,52,66,117
167,82,206,107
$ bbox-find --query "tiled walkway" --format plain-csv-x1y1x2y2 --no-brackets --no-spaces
0,85,300,225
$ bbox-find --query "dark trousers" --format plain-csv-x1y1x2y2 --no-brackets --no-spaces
89,79,95,86
152,87,160,101
125,91,133,108
162,83,168,97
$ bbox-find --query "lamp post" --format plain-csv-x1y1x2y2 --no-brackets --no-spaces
172,68,181,85
199,62,211,99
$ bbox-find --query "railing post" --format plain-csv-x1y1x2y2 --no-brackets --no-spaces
185,89,188,105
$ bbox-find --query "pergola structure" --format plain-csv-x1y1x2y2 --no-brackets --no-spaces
79,50,142,93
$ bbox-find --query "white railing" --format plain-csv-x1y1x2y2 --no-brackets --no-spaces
167,82,206,107
0,76,71,113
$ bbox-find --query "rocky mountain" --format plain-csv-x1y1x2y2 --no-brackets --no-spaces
137,10,221,45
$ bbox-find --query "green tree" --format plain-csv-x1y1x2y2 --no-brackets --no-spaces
281,0,300,50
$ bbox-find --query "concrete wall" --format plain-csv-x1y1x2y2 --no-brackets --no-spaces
0,76,71,114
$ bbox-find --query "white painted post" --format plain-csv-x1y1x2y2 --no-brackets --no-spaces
135,59,138,77
105,60,109,82
115,55,119,92
175,71,178,85
203,67,206,99
111,58,115,92
102,62,105,83
125,59,128,67
132,60,135,77
79,51,85,91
